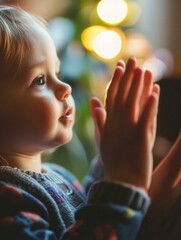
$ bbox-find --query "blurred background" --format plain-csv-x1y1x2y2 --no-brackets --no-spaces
2,0,181,180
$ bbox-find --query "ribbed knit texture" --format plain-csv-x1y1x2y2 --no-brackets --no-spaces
0,164,86,236
0,163,150,239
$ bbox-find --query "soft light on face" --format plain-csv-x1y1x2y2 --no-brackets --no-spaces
0,23,75,153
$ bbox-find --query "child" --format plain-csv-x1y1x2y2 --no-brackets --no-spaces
0,5,160,240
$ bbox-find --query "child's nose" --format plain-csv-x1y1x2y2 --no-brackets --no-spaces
55,81,72,101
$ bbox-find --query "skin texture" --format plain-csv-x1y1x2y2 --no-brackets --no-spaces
90,58,160,190
0,23,75,172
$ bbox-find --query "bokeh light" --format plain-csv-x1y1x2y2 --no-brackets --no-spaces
81,26,125,60
92,30,122,59
143,57,168,81
124,29,152,59
81,26,106,51
97,0,128,25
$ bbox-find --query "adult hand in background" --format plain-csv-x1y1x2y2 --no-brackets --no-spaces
149,131,181,208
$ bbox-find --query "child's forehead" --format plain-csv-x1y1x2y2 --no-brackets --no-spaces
0,11,44,53
25,55,60,71
25,28,59,59
0,7,59,76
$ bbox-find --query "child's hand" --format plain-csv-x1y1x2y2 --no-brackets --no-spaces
92,58,160,190
90,97,106,151
90,60,126,150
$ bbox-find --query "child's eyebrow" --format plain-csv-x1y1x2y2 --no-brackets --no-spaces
27,58,60,71
28,58,46,71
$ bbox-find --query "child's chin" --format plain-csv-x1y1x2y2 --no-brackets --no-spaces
53,133,73,147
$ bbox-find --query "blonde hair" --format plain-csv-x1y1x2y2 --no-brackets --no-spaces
0,5,48,76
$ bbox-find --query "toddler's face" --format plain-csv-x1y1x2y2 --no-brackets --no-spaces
0,24,75,153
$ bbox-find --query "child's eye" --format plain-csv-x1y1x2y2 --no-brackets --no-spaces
33,75,46,86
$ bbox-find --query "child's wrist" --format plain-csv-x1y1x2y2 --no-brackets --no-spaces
104,173,149,192
106,180,148,194
88,181,150,214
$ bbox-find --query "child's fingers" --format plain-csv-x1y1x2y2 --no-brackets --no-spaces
105,66,125,117
94,107,107,137
139,70,153,116
90,97,104,118
115,57,136,107
90,97,106,149
90,97,106,134
125,67,144,123
152,83,160,95
105,60,125,114
139,84,160,146
117,59,125,68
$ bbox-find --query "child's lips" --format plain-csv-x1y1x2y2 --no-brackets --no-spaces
60,106,74,121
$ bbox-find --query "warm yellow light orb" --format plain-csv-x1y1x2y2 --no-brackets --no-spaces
81,26,106,51
97,0,128,25
92,30,122,59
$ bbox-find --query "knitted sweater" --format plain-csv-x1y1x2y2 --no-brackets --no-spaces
0,163,150,240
